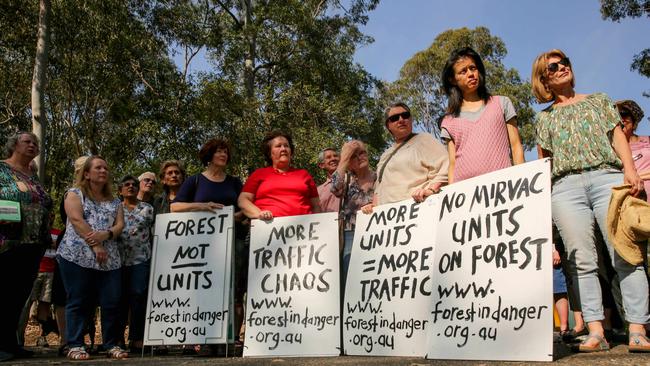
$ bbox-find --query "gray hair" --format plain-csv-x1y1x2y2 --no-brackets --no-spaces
4,131,39,158
138,171,157,183
318,147,339,163
383,102,411,122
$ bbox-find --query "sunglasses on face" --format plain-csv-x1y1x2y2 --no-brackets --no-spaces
387,111,411,123
122,182,138,188
142,178,156,184
547,57,571,73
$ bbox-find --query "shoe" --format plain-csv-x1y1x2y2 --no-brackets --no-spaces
107,346,128,359
629,332,650,352
562,327,588,342
573,334,609,353
36,336,49,348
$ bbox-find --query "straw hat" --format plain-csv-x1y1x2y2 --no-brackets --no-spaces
606,184,650,265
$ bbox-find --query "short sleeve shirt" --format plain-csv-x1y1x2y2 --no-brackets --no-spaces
174,174,242,207
535,93,622,179
242,167,318,217
57,188,122,271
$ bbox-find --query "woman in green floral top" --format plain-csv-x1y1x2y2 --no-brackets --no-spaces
532,49,648,353
0,131,52,362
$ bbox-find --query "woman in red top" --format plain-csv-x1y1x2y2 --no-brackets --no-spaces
239,131,321,220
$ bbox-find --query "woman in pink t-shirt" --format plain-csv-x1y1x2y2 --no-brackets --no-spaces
617,99,650,202
440,47,525,183
238,131,321,220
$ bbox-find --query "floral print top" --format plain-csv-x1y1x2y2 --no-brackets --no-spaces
331,170,376,231
119,201,153,266
0,162,52,253
535,93,622,179
57,188,122,271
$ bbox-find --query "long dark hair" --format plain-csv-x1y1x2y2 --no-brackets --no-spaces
441,47,491,117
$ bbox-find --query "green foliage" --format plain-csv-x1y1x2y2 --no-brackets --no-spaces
0,0,384,207
384,27,536,148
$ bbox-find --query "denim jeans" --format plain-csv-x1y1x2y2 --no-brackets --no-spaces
57,256,122,348
120,260,150,343
552,169,649,324
341,230,354,294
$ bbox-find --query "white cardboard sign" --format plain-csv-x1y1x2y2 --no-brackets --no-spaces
343,198,437,356
426,159,553,362
144,208,233,346
243,212,341,357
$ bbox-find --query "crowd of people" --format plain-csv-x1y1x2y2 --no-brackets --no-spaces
1,46,649,361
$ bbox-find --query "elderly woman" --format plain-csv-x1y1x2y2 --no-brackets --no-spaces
136,171,156,205
616,100,650,201
366,102,448,209
238,130,321,220
56,156,127,360
0,132,52,362
117,175,154,353
152,160,185,214
532,49,649,352
330,140,375,286
171,138,245,355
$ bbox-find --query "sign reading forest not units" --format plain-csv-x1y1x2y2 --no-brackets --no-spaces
426,159,553,362
244,212,340,357
144,209,234,346
344,198,437,356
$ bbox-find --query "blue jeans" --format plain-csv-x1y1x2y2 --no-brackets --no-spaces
121,261,150,343
57,257,122,348
552,169,649,324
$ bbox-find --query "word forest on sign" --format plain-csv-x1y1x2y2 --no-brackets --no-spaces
244,212,340,357
144,209,234,346
426,159,553,362
344,199,437,356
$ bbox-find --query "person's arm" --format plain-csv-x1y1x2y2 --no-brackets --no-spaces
537,144,552,159
64,191,93,238
412,136,449,202
447,140,456,184
360,193,377,214
506,118,525,165
170,201,224,212
638,170,650,181
238,192,269,220
611,125,642,195
309,197,322,213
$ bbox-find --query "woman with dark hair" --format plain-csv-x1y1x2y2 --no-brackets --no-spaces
616,100,650,202
152,160,185,214
117,175,154,353
171,138,245,355
440,47,524,183
364,103,448,210
56,156,127,360
238,130,321,220
0,131,52,361
532,49,648,352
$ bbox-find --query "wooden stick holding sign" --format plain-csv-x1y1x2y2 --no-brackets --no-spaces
426,159,553,362
144,208,234,346
244,212,340,357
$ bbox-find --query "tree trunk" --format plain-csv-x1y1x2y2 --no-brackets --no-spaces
241,0,255,101
31,0,51,181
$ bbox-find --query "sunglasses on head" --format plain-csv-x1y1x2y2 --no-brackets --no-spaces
387,111,411,123
547,57,570,73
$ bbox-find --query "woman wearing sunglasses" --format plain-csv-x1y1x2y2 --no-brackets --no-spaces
616,100,650,202
440,47,524,183
364,102,448,210
532,49,649,353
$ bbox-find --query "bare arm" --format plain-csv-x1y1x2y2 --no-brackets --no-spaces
170,201,223,213
446,140,456,184
611,125,642,195
506,118,525,165
238,191,265,219
64,192,93,238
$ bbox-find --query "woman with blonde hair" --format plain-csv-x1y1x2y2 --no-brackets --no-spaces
532,49,649,352
56,155,127,360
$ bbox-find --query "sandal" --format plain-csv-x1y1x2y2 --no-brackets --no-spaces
629,332,650,352
574,333,609,353
107,346,128,359
562,327,588,342
67,346,90,360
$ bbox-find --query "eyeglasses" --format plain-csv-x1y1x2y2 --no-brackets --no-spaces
387,111,411,123
122,182,137,188
619,111,632,119
547,57,571,74
142,178,156,184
